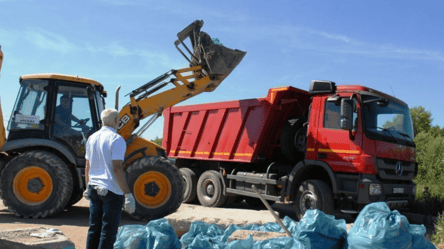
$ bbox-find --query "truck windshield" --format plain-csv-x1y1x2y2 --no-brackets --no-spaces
363,95,415,147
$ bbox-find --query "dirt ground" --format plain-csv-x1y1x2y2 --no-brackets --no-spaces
0,198,147,249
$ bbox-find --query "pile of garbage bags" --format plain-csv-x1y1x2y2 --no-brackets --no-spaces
114,202,436,249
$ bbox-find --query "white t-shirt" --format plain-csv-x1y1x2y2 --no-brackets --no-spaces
85,126,127,195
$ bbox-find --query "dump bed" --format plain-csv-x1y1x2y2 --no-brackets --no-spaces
162,86,311,163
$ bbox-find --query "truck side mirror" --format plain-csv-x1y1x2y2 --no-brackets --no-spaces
340,99,353,130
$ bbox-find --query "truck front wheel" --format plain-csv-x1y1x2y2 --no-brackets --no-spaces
294,179,333,220
0,151,73,218
126,156,183,221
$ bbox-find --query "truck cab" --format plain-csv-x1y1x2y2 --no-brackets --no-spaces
304,81,416,212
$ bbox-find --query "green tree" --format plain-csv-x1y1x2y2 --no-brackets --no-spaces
151,137,162,146
410,106,432,136
414,131,444,184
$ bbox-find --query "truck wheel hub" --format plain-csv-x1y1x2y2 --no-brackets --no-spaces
205,181,215,196
300,192,316,213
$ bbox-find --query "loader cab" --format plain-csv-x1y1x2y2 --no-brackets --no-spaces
7,74,106,160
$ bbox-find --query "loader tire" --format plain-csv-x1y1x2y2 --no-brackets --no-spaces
126,156,183,221
197,170,227,207
180,167,198,203
0,151,73,218
280,118,306,162
294,179,333,220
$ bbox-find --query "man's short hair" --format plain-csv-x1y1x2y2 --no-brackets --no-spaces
101,108,119,127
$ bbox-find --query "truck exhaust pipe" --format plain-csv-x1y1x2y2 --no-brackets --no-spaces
175,20,247,92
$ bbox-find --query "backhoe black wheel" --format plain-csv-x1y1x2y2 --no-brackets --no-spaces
126,156,184,221
180,167,198,203
280,118,307,162
197,170,227,207
0,151,73,218
294,179,333,220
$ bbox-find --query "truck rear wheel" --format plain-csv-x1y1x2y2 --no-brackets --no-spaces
180,167,198,203
280,118,306,162
0,151,73,218
294,179,333,220
197,170,227,207
126,156,183,221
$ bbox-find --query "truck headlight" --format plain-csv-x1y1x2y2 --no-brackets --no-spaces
369,183,382,195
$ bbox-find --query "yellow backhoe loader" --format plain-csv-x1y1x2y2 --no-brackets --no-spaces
0,20,246,220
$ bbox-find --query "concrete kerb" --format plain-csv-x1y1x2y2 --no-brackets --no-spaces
0,227,75,249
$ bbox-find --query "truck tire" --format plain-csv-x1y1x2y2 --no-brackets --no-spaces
294,179,333,220
280,118,306,162
197,170,227,207
126,156,183,221
180,167,198,203
0,151,73,218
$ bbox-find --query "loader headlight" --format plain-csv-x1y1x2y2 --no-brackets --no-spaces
369,183,382,196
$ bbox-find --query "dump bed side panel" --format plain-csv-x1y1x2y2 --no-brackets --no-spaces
163,86,311,163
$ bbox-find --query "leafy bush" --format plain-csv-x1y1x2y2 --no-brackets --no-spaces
432,212,444,246
414,132,444,184
410,186,444,216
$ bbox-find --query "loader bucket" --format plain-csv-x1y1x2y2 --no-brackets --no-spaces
175,20,246,91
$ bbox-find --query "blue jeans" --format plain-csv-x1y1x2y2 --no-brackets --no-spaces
86,185,124,249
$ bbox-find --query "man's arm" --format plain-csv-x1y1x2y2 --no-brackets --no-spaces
85,160,90,186
113,160,131,194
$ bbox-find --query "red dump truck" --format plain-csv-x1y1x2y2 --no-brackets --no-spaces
162,80,417,219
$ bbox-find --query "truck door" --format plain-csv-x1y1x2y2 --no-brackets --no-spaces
315,94,362,173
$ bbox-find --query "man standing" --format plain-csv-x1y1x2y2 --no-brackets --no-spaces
84,108,136,249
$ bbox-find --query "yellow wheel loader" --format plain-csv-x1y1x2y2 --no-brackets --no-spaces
0,21,246,220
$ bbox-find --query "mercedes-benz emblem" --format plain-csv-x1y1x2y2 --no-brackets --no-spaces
395,162,403,176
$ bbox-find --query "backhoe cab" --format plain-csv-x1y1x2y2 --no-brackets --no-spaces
0,21,245,220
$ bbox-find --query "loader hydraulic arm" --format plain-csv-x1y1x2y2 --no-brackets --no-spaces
117,20,246,141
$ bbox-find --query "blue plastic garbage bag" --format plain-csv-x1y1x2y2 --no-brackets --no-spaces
253,236,305,249
180,221,226,248
410,224,436,249
345,202,413,249
114,218,181,249
293,210,347,249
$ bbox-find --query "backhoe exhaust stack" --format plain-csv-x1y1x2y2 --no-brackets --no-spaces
175,20,246,92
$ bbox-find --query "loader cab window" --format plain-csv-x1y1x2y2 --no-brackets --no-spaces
53,84,96,157
94,91,105,128
8,80,48,131
324,97,358,130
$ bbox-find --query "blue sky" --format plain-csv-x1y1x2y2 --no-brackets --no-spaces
1,0,443,140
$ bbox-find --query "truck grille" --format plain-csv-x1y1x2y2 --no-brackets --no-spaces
375,158,415,181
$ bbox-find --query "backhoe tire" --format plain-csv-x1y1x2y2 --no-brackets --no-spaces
126,156,183,221
294,180,333,221
197,170,227,207
280,118,307,162
0,151,73,218
180,167,198,203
